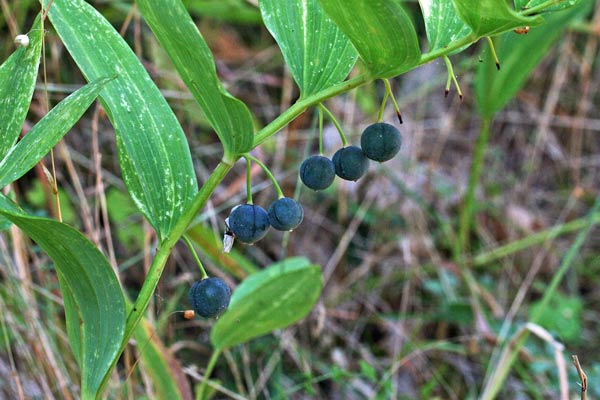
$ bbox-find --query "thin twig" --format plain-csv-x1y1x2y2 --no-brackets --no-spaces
572,355,587,400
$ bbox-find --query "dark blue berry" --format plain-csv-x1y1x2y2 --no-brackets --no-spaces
228,204,270,244
189,277,231,318
268,197,304,231
360,122,402,162
299,155,335,190
332,146,369,181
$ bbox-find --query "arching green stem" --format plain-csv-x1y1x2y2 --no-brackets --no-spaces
243,154,285,199
318,103,348,147
182,234,208,279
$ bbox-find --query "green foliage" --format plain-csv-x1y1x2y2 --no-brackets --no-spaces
0,15,42,160
317,0,421,78
260,0,357,97
451,0,542,37
418,0,472,52
211,257,322,351
45,0,198,241
529,293,583,342
0,77,111,188
0,208,125,399
475,1,592,117
137,0,255,161
0,0,592,397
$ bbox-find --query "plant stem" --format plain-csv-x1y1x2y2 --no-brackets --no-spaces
455,117,492,258
383,79,403,124
521,0,564,15
244,154,285,198
485,37,501,70
318,103,348,147
318,105,324,155
97,161,233,395
245,156,253,204
442,56,463,100
252,74,371,147
182,234,208,279
377,85,389,123
197,349,222,400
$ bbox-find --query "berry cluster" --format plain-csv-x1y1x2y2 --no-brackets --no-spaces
300,122,401,190
227,197,304,245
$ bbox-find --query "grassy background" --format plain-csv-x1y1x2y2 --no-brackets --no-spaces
1,1,600,398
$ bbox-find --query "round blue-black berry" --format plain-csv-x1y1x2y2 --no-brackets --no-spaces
228,204,270,244
332,146,369,181
299,155,335,190
360,122,402,162
268,197,304,231
189,277,231,318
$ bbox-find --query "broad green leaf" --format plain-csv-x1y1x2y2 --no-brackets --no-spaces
317,0,420,78
0,208,126,399
45,0,198,241
183,0,262,25
0,192,20,230
418,0,472,52
137,0,254,161
135,320,192,400
0,77,112,189
475,1,592,118
451,0,542,37
0,16,42,160
260,0,358,96
211,257,322,350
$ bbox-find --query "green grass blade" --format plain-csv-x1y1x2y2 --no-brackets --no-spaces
45,0,198,241
418,0,472,52
317,0,420,78
0,15,42,160
0,77,112,189
211,257,322,351
475,1,592,118
134,320,191,400
0,209,126,399
137,0,254,162
260,0,357,97
451,0,542,37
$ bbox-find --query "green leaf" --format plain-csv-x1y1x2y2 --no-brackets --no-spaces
529,293,582,342
0,208,126,399
475,1,591,118
137,0,254,161
418,0,472,52
451,0,542,37
0,77,112,189
211,257,322,351
260,0,357,97
317,0,420,78
183,0,262,25
0,16,42,160
45,0,198,241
